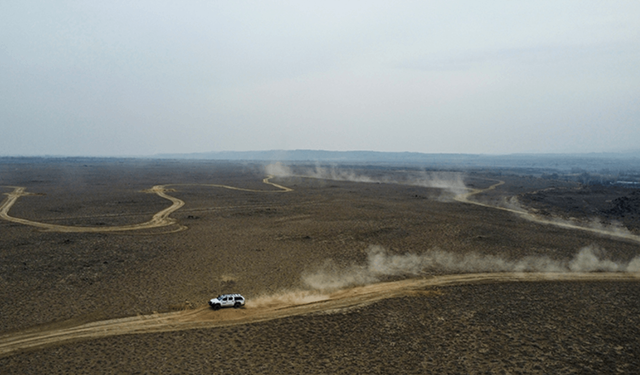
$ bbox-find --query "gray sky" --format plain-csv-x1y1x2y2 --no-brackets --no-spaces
1,1,639,156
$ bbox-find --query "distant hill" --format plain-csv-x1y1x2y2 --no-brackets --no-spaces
154,150,477,163
2,150,639,173
153,149,640,172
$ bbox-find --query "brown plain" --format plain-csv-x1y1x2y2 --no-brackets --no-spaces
0,159,639,374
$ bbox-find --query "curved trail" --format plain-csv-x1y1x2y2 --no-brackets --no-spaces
455,180,640,244
2,175,640,358
1,272,638,358
0,176,290,233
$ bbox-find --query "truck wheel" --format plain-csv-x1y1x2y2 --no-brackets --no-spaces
212,304,221,310
234,302,241,308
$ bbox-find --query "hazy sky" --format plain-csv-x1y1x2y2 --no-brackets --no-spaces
1,1,639,156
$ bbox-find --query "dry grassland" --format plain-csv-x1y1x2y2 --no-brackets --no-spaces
1,159,639,373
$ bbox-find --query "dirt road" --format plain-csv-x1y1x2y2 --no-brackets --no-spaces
0,176,290,233
2,173,639,360
4,174,638,242
455,180,640,244
1,272,638,358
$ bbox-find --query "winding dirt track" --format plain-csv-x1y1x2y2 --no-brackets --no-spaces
3,174,638,242
0,176,290,233
2,175,640,359
1,272,638,358
455,180,640,244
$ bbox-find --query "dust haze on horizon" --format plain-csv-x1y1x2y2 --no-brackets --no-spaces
1,1,639,157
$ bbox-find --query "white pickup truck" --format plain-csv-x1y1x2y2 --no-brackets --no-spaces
209,294,245,310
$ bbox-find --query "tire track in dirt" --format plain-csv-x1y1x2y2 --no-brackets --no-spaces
0,176,290,233
455,180,640,244
0,272,638,358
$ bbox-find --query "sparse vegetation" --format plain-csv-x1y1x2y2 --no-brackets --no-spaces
1,158,639,373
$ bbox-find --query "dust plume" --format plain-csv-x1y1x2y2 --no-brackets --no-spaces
492,196,640,243
264,162,467,200
248,290,329,309
303,245,640,290
264,162,293,178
